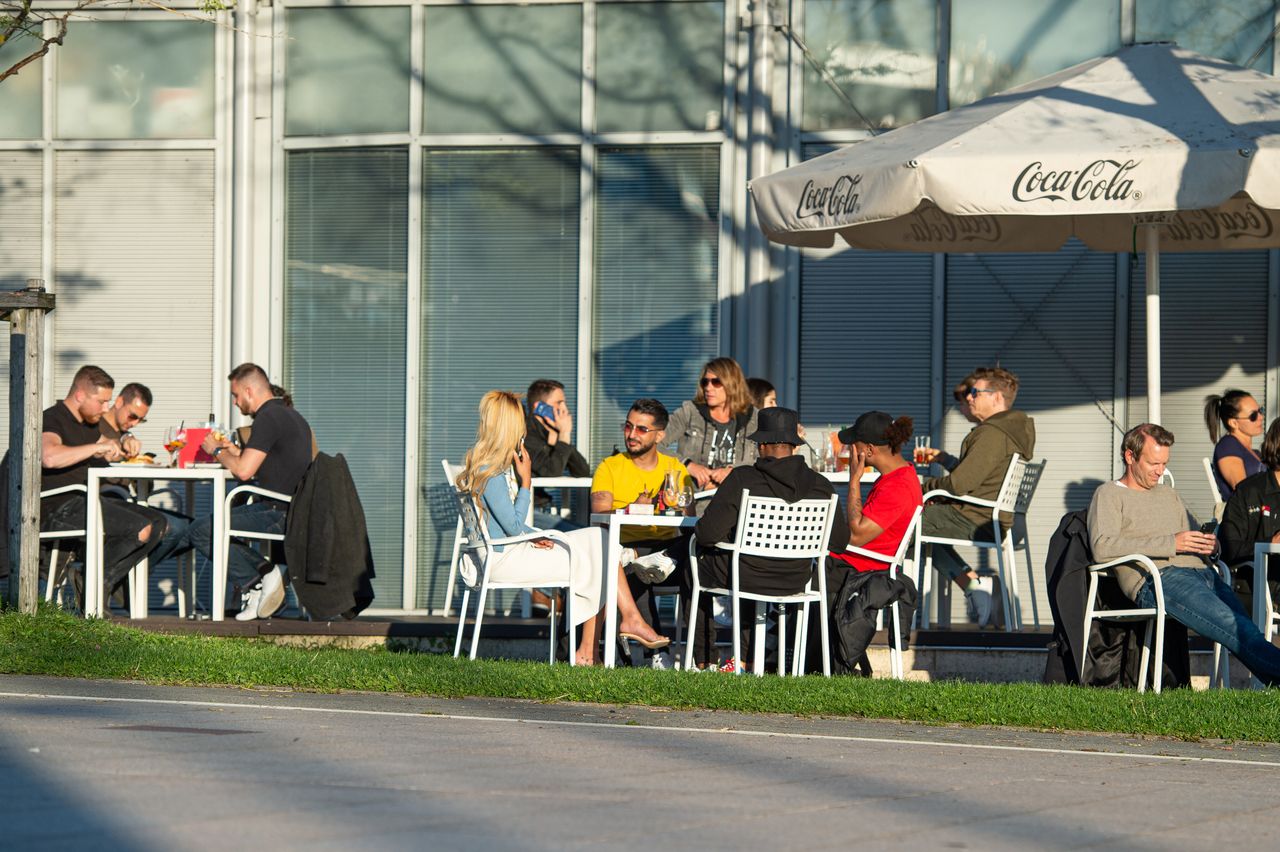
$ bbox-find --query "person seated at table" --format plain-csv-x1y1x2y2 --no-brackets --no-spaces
591,398,694,668
1204,388,1266,501
462,391,664,666
188,363,315,621
666,357,759,494
1089,423,1280,686
691,407,848,671
40,365,171,598
831,411,923,572
918,374,979,471
746,377,776,410
1218,416,1280,614
917,366,1034,626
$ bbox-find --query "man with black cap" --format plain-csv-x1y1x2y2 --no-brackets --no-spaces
691,407,850,670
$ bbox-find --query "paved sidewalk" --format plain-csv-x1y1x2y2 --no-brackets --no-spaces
3,674,1279,850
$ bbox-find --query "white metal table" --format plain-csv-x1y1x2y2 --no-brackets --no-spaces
85,465,230,620
1252,541,1280,640
590,511,697,668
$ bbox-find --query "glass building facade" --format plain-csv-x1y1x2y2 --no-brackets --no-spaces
1,0,1277,619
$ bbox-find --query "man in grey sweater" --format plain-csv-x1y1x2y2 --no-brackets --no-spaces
1087,423,1280,686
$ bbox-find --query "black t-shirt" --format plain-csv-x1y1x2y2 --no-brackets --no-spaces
707,419,739,468
246,399,313,497
42,402,108,508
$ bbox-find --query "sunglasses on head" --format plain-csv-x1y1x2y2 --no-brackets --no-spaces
622,421,657,435
700,376,723,389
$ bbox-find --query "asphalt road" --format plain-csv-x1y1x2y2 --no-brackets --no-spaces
3,674,1280,851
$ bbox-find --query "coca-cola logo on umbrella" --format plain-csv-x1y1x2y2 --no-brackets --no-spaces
1012,159,1141,203
1164,203,1274,242
795,174,862,219
903,208,1002,244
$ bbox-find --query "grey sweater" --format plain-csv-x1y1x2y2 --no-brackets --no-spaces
1086,481,1204,600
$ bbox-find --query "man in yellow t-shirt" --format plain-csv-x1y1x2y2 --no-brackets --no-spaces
591,398,694,667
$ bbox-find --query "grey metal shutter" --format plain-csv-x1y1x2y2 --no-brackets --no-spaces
797,142,934,435
0,152,43,443
53,149,216,612
944,240,1119,626
1127,250,1271,524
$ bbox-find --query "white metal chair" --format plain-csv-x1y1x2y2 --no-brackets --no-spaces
686,490,839,676
450,484,576,664
1202,456,1224,506
40,484,88,606
844,505,923,680
1006,459,1048,627
914,453,1040,631
441,460,467,617
1081,555,1230,693
219,484,293,620
1250,542,1280,646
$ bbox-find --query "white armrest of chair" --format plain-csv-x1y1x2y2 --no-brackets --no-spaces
39,484,87,499
694,489,716,501
921,488,997,508
225,484,293,508
1213,559,1233,585
714,541,736,552
488,529,570,548
1088,554,1159,574
844,544,893,564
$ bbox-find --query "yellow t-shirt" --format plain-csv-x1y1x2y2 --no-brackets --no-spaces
591,452,692,543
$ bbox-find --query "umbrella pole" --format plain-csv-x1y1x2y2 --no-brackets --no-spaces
1143,224,1162,425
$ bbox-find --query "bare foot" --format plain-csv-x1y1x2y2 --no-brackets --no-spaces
618,618,667,645
574,653,600,667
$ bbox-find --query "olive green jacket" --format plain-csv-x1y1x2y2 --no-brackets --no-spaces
922,409,1036,527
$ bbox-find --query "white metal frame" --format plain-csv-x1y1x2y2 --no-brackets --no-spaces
220,483,293,620
1202,457,1224,506
844,506,923,681
449,485,576,664
686,490,838,676
914,453,1036,631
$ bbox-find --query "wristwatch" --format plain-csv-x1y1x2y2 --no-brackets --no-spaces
211,446,224,458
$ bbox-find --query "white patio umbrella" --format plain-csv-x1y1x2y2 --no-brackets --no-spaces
750,42,1280,423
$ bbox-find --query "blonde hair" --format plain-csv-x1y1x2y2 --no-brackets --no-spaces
693,357,753,415
459,391,526,506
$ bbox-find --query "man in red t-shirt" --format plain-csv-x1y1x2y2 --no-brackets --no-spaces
829,411,923,573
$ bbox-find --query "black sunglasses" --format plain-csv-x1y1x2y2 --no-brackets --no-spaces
700,376,723,389
1239,406,1266,422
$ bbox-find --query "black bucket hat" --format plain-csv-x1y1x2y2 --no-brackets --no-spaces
747,407,804,446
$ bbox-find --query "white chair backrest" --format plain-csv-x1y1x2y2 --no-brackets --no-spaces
993,453,1026,515
733,489,838,560
1159,468,1175,487
441,459,463,488
1202,457,1223,504
891,506,924,566
445,460,489,588
1013,459,1047,514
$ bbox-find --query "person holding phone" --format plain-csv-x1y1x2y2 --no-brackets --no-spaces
460,391,667,666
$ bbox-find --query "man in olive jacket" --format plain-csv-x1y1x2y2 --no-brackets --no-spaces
921,366,1035,625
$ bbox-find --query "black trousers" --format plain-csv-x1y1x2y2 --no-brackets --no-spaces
689,547,811,668
41,495,171,588
625,533,693,656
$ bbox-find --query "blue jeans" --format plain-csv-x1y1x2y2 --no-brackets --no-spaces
185,502,287,589
1137,566,1280,686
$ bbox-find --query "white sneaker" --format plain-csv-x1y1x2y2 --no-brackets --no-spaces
650,650,674,670
619,547,638,570
631,550,677,584
964,576,994,627
235,586,263,622
257,566,286,619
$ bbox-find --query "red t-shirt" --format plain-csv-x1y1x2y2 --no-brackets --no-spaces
830,465,923,572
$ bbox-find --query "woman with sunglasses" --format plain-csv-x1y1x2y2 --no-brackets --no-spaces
666,357,759,492
1204,389,1266,500
458,391,667,665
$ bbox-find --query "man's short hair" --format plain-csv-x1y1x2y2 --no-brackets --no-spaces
629,398,669,430
118,382,152,407
973,366,1020,404
526,379,564,408
227,363,270,387
72,365,114,395
1122,423,1175,463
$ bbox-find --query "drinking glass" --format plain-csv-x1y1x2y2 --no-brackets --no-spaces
662,471,681,512
163,426,186,467
677,482,695,511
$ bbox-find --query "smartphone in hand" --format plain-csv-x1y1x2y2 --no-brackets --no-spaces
533,401,556,421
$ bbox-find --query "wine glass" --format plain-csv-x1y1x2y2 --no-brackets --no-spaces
662,471,681,512
677,481,695,512
163,426,186,467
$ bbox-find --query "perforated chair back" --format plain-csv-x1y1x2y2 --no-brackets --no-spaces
734,491,839,560
1013,459,1046,515
450,485,490,589
993,454,1026,516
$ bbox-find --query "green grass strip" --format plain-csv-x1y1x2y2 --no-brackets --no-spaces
3,607,1280,742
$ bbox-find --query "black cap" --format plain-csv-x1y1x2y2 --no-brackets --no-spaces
747,407,804,446
837,411,893,446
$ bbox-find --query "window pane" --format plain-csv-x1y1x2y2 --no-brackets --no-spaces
1138,0,1276,73
950,0,1120,107
592,146,720,460
424,5,582,134
0,48,41,138
57,20,215,138
802,0,937,130
285,148,408,609
416,148,580,612
596,3,724,132
286,8,411,136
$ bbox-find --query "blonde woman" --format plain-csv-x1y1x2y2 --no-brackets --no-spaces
459,391,668,665
666,357,759,490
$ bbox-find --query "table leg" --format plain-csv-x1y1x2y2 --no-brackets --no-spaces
603,519,621,669
1254,548,1267,637
84,474,101,618
211,477,226,622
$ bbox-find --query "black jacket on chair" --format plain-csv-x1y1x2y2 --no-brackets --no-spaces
284,452,376,619
1043,509,1190,689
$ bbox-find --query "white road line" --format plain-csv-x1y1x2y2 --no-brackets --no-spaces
1,689,1276,768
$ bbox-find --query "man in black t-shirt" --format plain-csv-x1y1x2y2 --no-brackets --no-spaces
41,365,172,592
184,363,314,621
